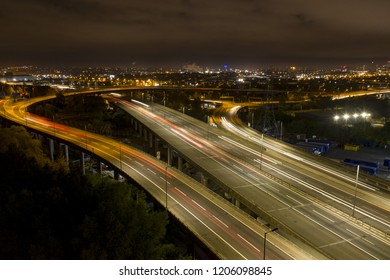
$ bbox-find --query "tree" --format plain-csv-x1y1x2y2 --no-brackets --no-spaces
3,83,15,95
0,126,186,260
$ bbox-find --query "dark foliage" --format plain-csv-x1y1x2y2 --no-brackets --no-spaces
0,126,187,259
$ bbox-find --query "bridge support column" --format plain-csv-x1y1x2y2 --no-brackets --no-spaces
233,197,240,208
200,173,208,187
49,138,54,161
60,143,69,165
114,170,120,180
178,156,183,171
81,152,86,175
149,133,153,149
64,144,69,165
155,138,160,152
167,147,172,166
143,128,148,141
98,161,103,174
133,119,138,131
36,133,43,141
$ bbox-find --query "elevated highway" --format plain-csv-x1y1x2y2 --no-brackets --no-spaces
1,87,389,259
0,95,317,260
110,98,390,259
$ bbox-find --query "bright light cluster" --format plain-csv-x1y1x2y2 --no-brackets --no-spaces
333,112,371,121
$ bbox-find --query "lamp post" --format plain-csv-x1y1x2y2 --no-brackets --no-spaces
352,165,360,217
263,227,278,260
343,113,350,126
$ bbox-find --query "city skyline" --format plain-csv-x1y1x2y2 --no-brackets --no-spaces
1,0,389,69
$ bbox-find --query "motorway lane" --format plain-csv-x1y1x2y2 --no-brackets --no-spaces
217,105,390,231
113,99,390,259
2,94,386,260
0,98,312,260
139,101,390,226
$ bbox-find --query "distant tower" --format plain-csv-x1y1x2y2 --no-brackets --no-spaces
255,78,279,137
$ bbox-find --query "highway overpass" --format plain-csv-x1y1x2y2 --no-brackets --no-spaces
107,96,390,259
0,94,319,260
1,88,389,259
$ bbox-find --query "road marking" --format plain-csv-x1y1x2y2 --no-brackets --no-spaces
237,234,260,252
147,168,156,175
286,194,302,205
174,187,186,196
362,238,375,246
135,161,144,166
192,199,206,211
294,207,379,259
248,173,259,181
313,210,335,223
160,177,171,184
346,228,361,237
125,165,247,259
213,215,229,228
233,164,244,172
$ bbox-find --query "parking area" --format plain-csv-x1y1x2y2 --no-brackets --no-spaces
323,146,390,181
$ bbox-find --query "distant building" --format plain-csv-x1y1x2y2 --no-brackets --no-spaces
0,72,36,83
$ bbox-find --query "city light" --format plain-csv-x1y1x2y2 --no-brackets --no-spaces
334,112,371,123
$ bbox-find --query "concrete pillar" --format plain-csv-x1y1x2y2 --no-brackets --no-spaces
81,152,86,175
60,143,69,165
134,120,137,131
167,147,172,166
49,138,54,161
65,144,69,165
155,138,160,152
144,128,148,141
234,198,240,208
149,133,153,148
200,173,208,187
178,156,183,171
98,161,103,174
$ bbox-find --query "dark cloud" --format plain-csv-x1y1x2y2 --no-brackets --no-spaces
1,0,389,68
293,14,315,27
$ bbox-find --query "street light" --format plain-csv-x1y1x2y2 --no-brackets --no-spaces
343,113,350,125
263,227,278,260
352,165,360,217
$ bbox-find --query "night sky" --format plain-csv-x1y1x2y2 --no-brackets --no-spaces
2,0,389,69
